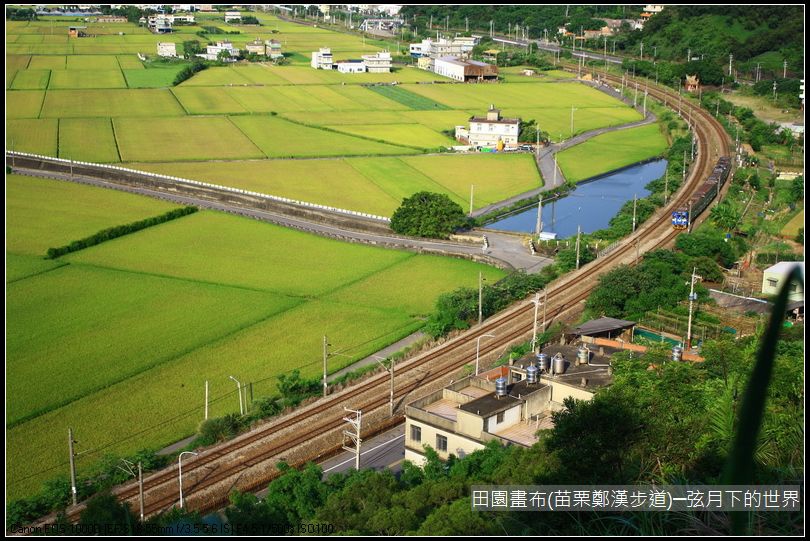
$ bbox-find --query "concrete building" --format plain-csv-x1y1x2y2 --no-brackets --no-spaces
762,262,805,302
410,36,476,62
224,11,241,23
311,47,335,69
95,15,127,23
434,56,498,82
337,60,367,73
268,39,283,60
362,50,392,73
157,41,177,57
405,343,614,466
456,105,519,149
68,26,87,38
245,38,266,56
196,40,239,62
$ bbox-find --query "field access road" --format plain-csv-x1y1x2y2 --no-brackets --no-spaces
9,163,553,274
472,82,657,219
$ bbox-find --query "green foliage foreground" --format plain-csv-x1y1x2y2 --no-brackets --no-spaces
390,191,469,239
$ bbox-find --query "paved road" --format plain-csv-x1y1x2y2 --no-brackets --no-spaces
11,165,554,273
319,424,405,478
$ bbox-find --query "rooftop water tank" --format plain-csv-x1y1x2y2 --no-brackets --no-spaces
552,353,566,375
495,377,508,397
537,353,550,373
526,364,539,384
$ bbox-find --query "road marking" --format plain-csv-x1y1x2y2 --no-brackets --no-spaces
322,434,405,473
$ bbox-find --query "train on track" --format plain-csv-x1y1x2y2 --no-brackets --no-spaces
672,156,732,230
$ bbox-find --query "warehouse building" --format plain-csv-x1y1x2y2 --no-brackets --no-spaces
434,56,498,82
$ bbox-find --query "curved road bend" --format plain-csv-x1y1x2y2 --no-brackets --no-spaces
11,165,553,273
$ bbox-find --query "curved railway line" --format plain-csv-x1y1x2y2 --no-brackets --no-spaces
26,67,731,527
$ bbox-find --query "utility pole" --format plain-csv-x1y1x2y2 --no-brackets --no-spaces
772,80,777,101
639,40,643,61
342,408,362,470
634,82,638,107
469,184,474,215
664,169,669,204
570,105,576,137
478,271,484,325
465,16,468,32
686,267,703,349
553,154,558,186
531,292,541,352
373,356,395,417
575,225,582,270
68,428,78,506
643,90,647,117
604,36,607,69
783,60,787,78
632,194,638,232
204,380,208,420
138,462,144,522
687,48,691,63
229,376,243,415
728,53,733,76
535,195,543,235
475,334,496,375
322,335,329,397
490,20,493,38
542,288,548,332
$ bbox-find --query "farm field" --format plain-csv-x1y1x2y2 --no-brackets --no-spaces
324,123,454,149
123,65,186,88
7,119,58,156
128,152,543,216
58,118,120,162
114,116,265,162
556,123,669,183
5,174,178,256
7,201,504,498
6,253,67,283
39,88,185,117
780,209,804,238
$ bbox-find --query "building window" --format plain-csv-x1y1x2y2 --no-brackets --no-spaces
767,279,779,288
410,425,421,443
436,434,448,452
496,411,505,424
513,373,522,382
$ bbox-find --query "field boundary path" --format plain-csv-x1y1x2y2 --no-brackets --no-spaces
7,153,554,273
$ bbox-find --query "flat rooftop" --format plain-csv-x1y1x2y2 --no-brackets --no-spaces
459,379,547,417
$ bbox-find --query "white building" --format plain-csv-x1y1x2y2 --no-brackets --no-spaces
336,60,367,73
311,47,334,69
157,42,177,57
361,50,392,73
642,4,665,13
224,11,241,22
762,262,804,302
196,41,239,62
434,56,498,83
405,344,613,467
455,105,520,148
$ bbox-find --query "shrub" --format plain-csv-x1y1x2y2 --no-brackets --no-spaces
390,192,469,239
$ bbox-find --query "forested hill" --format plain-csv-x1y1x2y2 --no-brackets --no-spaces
400,5,804,73
639,6,804,71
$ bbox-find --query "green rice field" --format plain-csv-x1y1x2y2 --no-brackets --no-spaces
556,123,669,182
6,179,504,498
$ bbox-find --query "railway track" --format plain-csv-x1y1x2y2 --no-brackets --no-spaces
26,67,731,527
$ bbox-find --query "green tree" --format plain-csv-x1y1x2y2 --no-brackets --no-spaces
790,176,804,202
709,201,742,231
390,192,469,239
78,492,135,532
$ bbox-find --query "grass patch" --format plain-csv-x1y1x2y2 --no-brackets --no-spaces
26,55,66,70
368,85,452,110
6,119,58,155
65,54,121,70
780,209,804,238
48,69,127,89
228,115,416,158
170,86,248,114
40,89,186,117
114,116,264,162
6,90,45,118
123,66,187,88
324,123,453,149
58,118,120,162
10,69,50,90
7,264,298,426
5,252,67,283
6,174,179,256
557,123,668,183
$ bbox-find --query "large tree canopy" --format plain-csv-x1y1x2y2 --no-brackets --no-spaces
390,192,468,239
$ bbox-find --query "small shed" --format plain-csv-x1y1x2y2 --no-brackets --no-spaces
571,317,636,341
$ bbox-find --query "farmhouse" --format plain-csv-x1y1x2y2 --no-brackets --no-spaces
311,47,335,69
685,74,700,93
361,50,392,73
455,105,520,149
434,56,498,83
762,262,804,302
336,60,367,73
405,343,614,466
157,42,178,58
196,41,239,62
224,11,241,22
